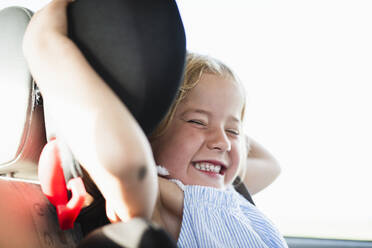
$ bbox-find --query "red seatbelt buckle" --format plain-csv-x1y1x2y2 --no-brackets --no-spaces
38,139,87,230
56,177,86,229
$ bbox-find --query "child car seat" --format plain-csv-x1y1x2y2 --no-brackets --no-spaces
39,0,185,246
38,0,187,231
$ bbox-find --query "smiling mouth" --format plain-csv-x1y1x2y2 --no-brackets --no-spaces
192,162,227,175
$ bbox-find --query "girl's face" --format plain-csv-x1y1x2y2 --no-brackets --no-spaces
151,73,245,189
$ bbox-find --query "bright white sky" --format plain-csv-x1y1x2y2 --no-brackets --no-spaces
1,0,372,240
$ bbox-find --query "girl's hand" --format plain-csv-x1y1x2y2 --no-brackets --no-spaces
244,135,252,157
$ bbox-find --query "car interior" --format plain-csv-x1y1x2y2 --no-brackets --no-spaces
0,1,251,247
0,2,180,248
0,6,85,248
1,1,372,248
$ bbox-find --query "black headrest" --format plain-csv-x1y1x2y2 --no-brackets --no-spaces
67,0,186,135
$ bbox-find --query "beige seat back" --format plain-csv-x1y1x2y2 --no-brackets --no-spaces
0,6,46,181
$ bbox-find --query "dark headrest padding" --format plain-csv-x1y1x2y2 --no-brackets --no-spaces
67,0,186,135
77,219,177,248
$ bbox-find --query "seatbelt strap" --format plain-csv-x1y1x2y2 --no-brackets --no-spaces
38,138,87,230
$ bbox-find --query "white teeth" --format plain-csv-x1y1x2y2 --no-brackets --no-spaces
194,162,221,173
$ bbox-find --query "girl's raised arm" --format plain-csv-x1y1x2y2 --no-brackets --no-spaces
241,136,281,195
23,0,158,221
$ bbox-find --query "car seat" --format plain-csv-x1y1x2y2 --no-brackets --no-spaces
0,2,181,247
37,0,187,233
0,6,45,181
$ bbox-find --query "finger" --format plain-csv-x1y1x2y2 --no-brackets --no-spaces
105,202,122,224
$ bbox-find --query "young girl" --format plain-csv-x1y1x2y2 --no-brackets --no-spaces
23,0,286,247
148,53,287,247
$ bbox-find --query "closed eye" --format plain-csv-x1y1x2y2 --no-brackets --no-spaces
226,129,239,136
187,119,206,126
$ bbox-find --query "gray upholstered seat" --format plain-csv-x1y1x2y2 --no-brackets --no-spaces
0,6,46,181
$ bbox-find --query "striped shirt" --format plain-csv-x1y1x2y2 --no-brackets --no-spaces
175,183,288,248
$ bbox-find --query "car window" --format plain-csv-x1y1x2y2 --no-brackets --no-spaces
1,0,372,241
177,0,372,241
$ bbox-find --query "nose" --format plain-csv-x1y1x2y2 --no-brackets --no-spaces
206,128,231,152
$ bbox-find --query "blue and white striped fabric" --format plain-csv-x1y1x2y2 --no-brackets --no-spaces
176,184,288,248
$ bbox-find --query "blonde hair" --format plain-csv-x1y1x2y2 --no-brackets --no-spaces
149,52,246,140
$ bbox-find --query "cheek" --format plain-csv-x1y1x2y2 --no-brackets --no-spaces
153,128,203,169
152,139,180,167
225,140,242,183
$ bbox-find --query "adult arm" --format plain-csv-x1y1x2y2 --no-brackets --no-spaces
23,0,158,221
